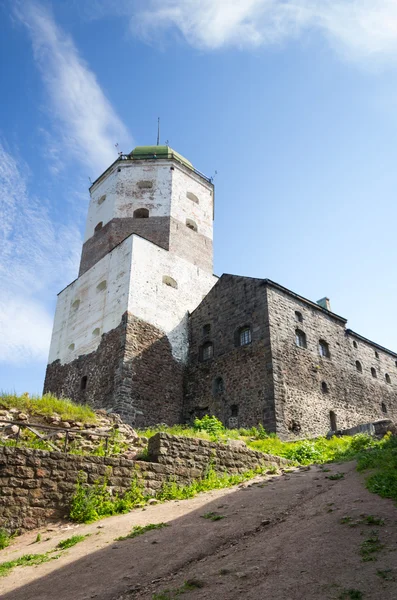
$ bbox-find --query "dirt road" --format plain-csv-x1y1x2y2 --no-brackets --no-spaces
1,462,396,600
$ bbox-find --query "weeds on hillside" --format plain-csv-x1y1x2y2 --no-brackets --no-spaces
56,534,89,549
356,433,397,502
153,578,205,599
201,512,225,521
0,393,96,423
0,552,60,578
116,523,169,541
0,529,11,550
360,531,384,562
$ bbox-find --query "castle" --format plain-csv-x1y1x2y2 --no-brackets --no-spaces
44,146,397,438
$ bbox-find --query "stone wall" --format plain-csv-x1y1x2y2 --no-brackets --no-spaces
0,433,284,533
267,284,397,438
184,275,276,430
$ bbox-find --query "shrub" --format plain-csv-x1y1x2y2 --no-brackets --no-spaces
0,529,10,550
193,415,224,439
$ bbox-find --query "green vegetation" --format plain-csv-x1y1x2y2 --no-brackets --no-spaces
69,471,145,523
338,590,363,600
340,514,385,528
116,522,169,541
360,531,384,562
153,579,205,599
201,512,225,521
56,534,89,549
0,393,96,424
327,473,345,480
356,433,397,502
376,569,395,581
34,533,41,543
0,529,11,550
0,552,60,578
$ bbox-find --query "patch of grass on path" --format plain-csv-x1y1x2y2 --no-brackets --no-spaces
360,531,384,562
0,553,60,578
201,512,225,521
356,433,397,503
116,523,168,541
153,578,205,599
56,534,89,549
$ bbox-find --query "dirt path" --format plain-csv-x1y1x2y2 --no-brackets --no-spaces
1,462,396,600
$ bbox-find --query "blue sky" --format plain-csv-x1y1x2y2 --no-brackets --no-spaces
2,0,397,394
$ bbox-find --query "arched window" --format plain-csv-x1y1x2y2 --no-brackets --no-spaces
371,367,377,378
230,404,239,417
72,299,80,310
92,327,100,336
319,339,330,358
186,218,198,232
238,326,252,347
329,411,337,431
295,329,307,349
203,324,211,337
321,381,329,394
375,350,379,359
94,221,103,232
200,341,213,362
295,311,303,323
162,275,178,289
213,377,224,395
133,208,149,218
98,194,106,205
96,280,107,292
80,376,87,391
385,373,391,384
355,360,362,373
68,343,75,351
186,191,199,204
381,402,387,414
353,341,358,349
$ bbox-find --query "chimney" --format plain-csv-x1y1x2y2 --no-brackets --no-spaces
317,297,331,312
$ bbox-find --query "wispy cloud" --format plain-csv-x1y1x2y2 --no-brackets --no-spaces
0,142,81,364
14,0,132,176
111,0,397,65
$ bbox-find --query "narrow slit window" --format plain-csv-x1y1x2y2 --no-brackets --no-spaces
356,360,363,373
295,311,303,323
385,373,391,384
321,381,329,394
80,376,87,391
200,342,213,362
72,299,80,310
98,194,106,205
92,328,100,336
319,339,330,358
230,404,239,418
375,351,379,359
96,280,107,292
329,411,337,431
213,377,224,395
371,367,377,378
353,341,358,349
381,402,387,413
203,324,211,337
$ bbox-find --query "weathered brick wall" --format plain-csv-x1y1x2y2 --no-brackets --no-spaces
267,285,397,438
184,275,276,430
45,313,184,427
0,433,283,533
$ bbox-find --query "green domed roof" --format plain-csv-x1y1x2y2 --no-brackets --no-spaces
130,145,193,169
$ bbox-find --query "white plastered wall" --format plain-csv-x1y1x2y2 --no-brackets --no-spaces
170,166,213,240
48,237,134,364
84,162,173,242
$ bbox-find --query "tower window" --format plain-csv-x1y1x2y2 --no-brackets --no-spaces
319,339,330,358
295,311,303,323
137,180,153,189
186,191,199,204
371,367,377,378
381,402,387,413
239,327,252,346
162,275,178,289
134,208,149,219
203,324,211,337
213,377,224,395
98,194,106,205
200,342,213,362
96,280,107,292
295,329,307,349
71,299,80,310
385,373,391,384
80,376,87,391
356,360,362,373
186,218,198,232
68,343,75,351
230,404,239,417
94,221,103,232
375,351,379,359
92,328,100,336
329,411,337,431
321,381,329,394
353,340,358,349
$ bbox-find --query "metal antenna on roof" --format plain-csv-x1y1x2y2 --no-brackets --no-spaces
157,117,160,146
210,170,218,183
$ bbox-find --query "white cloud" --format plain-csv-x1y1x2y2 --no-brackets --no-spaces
117,0,397,64
14,1,133,176
0,142,81,364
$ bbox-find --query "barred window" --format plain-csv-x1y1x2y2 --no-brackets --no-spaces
200,342,213,362
319,339,330,358
295,329,307,349
239,327,252,346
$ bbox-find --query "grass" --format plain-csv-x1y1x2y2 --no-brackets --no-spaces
340,515,385,528
0,393,96,424
56,534,89,549
356,433,397,503
116,523,169,541
0,552,60,578
0,529,11,550
376,569,395,581
359,531,384,562
201,512,225,521
153,578,205,599
338,590,363,600
326,473,345,480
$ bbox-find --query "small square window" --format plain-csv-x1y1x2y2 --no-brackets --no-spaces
239,327,252,346
203,324,211,337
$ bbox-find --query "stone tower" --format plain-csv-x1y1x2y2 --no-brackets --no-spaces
44,146,216,425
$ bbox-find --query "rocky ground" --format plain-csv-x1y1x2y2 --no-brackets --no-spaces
1,461,396,600
0,407,146,458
